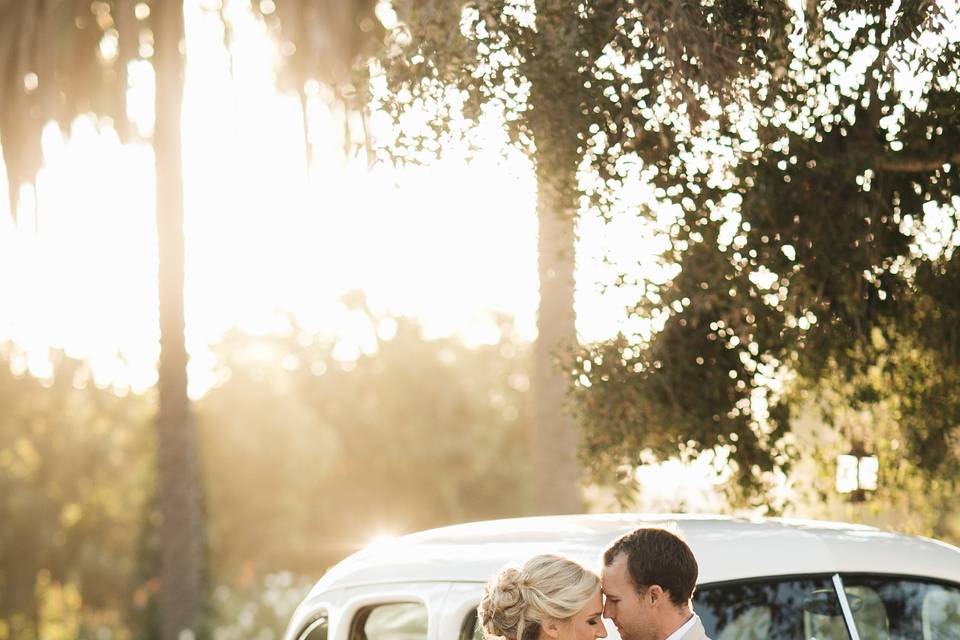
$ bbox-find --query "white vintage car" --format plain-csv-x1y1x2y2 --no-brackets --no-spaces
282,514,960,640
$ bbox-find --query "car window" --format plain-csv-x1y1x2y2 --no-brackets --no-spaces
297,613,328,640
694,576,850,640
460,610,484,640
839,576,960,640
350,602,428,640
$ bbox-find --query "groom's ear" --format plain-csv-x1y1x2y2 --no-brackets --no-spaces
541,619,561,639
647,584,667,607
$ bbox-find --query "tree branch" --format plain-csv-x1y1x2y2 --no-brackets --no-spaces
876,151,960,173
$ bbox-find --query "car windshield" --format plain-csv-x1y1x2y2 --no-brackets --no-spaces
694,575,960,640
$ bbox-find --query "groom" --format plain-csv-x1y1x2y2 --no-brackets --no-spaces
601,527,711,640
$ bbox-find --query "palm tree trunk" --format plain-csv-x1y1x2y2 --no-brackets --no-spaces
154,1,205,638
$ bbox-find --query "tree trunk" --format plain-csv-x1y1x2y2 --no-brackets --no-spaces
531,163,581,514
154,1,205,638
525,0,583,515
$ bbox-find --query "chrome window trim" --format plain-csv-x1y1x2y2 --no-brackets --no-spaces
832,573,861,640
297,613,329,640
348,600,429,640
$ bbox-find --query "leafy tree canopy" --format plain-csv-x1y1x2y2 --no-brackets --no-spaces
374,0,824,511
374,0,959,506
568,1,960,505
0,0,147,213
0,0,383,216
787,329,960,542
376,0,787,154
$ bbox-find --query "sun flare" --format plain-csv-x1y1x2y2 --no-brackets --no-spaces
0,0,660,398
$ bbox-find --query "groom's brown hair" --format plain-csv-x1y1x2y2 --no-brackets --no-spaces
603,527,698,606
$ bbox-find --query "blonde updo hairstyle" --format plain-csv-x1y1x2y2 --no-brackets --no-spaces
477,554,600,640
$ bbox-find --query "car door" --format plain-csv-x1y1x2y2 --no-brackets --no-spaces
337,583,450,640
289,582,450,640
694,573,960,640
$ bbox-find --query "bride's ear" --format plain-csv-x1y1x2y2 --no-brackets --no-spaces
540,619,562,639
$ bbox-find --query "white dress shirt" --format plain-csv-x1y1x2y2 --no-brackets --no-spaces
664,613,700,640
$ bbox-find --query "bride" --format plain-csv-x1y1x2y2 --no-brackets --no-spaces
478,554,608,640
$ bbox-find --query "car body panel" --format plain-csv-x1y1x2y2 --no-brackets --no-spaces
306,514,960,588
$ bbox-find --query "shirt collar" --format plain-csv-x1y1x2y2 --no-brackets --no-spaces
664,613,699,640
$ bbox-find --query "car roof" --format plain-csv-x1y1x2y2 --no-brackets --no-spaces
308,513,960,596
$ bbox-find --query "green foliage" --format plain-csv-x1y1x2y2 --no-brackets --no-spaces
785,330,960,544
252,0,383,96
196,313,533,578
571,2,960,506
1,314,533,638
0,347,153,639
0,0,384,213
376,0,792,160
0,0,147,214
207,572,312,640
249,0,386,157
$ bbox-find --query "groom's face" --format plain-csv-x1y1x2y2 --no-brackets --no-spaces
601,553,657,640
